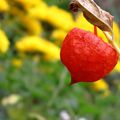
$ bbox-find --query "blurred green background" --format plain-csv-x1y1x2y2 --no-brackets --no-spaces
0,0,120,120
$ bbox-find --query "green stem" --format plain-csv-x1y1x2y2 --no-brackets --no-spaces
47,68,67,107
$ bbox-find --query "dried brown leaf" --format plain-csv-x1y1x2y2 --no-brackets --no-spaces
69,0,114,33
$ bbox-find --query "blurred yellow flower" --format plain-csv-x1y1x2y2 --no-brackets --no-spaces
46,6,75,31
13,0,42,10
12,58,22,67
15,36,60,61
114,61,120,73
29,5,75,31
91,79,110,96
49,12,119,46
75,13,120,44
0,30,10,53
51,29,67,45
28,1,48,20
0,0,9,12
20,16,43,35
10,7,42,35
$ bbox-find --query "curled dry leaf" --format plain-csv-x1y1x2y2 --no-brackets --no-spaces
69,0,114,33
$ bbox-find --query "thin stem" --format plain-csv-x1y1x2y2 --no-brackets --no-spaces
94,26,98,36
103,31,120,55
47,68,67,107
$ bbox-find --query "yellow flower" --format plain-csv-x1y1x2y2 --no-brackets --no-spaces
46,6,75,31
13,0,42,10
114,61,120,73
10,7,42,35
51,29,67,45
75,13,120,44
29,5,75,31
0,30,10,53
0,0,9,12
20,15,43,35
28,1,48,20
15,36,60,61
91,79,110,96
12,58,22,67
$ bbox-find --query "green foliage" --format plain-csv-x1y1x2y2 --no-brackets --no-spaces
0,53,120,120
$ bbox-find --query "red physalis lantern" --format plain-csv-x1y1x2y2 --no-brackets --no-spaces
60,27,119,84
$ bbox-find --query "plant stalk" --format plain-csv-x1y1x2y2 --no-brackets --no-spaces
103,31,120,55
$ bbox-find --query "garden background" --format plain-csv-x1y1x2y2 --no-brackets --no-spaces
0,0,120,120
